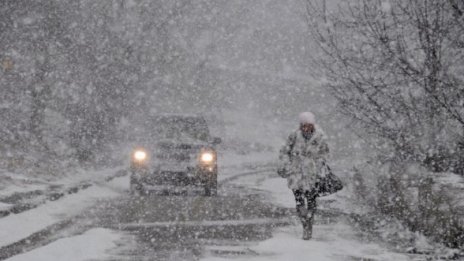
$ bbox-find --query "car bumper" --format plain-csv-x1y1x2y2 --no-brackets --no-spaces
137,184,205,194
130,167,217,187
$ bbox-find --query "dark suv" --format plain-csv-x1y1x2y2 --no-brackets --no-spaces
129,114,221,196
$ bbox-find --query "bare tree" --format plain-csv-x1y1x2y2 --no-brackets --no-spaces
305,0,464,173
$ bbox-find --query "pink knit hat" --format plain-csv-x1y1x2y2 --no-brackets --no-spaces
299,112,316,124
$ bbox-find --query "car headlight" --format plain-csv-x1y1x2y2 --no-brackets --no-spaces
132,149,147,163
200,152,214,164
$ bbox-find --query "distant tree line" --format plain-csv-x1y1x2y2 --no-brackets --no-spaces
0,0,228,172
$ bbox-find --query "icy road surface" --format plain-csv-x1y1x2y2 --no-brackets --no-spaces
0,152,413,261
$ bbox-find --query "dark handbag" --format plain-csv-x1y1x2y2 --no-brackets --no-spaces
315,162,343,197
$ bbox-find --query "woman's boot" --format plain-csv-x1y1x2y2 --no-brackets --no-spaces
297,205,311,240
302,216,313,240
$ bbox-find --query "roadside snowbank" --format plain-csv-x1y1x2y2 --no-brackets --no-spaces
0,167,124,199
0,175,128,248
5,228,122,261
0,202,12,212
0,167,126,219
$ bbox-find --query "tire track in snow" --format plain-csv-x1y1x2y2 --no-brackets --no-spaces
219,167,275,186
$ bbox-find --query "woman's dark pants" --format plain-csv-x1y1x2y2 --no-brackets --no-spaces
293,189,317,239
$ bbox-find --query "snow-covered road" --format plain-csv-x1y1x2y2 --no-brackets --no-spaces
0,152,417,261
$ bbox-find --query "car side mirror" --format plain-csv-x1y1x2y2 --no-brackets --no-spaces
212,137,222,145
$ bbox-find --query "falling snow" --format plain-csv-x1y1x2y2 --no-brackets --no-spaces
0,0,463,260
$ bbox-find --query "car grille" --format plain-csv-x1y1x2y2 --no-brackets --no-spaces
157,153,190,161
143,171,201,186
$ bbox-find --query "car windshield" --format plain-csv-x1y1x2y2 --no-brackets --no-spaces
146,116,210,142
